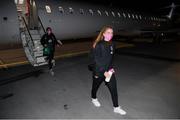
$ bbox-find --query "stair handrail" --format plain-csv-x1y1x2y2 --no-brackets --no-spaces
38,16,46,34
22,17,34,46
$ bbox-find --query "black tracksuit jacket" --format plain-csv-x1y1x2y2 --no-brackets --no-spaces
40,33,59,52
93,40,115,77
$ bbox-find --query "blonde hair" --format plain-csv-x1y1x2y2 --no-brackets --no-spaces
93,26,113,48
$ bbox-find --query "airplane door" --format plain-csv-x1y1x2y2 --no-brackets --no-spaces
29,0,38,29
15,0,38,29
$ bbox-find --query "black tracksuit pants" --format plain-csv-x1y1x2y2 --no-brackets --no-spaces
91,74,119,107
47,51,54,70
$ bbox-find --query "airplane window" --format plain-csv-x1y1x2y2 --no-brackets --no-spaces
151,17,153,21
80,9,84,14
97,10,102,16
105,11,109,16
128,13,131,18
135,14,138,19
58,6,64,14
117,12,121,17
112,11,115,17
45,5,51,13
123,13,126,18
139,15,142,20
132,14,135,19
19,0,24,4
69,7,74,14
89,9,93,16
14,0,17,4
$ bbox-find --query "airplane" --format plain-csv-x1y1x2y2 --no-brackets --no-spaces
0,0,179,67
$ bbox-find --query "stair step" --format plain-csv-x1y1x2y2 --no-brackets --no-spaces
33,46,44,51
33,40,41,43
31,35,41,39
29,30,39,34
22,30,49,67
34,51,43,57
34,42,43,47
36,56,46,63
38,62,48,66
34,40,41,44
34,62,48,67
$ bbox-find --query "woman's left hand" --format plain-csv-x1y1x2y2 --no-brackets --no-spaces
104,71,111,78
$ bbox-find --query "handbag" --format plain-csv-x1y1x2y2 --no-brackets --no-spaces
43,46,51,56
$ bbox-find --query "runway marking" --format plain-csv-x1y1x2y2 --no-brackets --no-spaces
0,60,3,65
0,43,134,68
0,61,28,69
0,59,8,69
0,51,88,69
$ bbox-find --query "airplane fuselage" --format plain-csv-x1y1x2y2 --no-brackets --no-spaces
0,0,171,50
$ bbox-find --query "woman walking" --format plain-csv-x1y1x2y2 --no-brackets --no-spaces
91,26,126,115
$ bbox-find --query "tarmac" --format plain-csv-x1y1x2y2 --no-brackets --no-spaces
0,40,180,119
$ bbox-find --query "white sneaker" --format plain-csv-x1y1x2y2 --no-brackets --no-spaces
52,59,55,67
114,106,126,115
49,69,54,76
91,98,101,107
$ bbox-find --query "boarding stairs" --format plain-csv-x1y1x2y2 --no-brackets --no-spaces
20,16,48,67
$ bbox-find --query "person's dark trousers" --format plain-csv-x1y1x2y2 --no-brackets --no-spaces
47,51,54,70
91,74,119,107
